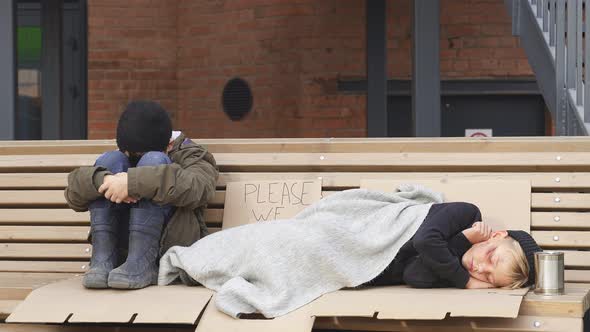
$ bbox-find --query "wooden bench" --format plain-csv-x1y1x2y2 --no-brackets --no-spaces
0,137,589,332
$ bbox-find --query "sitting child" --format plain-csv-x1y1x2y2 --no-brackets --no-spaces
64,100,219,289
363,202,542,289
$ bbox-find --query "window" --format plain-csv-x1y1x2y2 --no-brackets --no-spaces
12,0,87,140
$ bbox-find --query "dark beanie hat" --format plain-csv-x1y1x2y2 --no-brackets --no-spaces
116,100,172,153
507,230,543,286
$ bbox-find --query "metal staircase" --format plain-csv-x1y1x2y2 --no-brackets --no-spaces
505,0,590,135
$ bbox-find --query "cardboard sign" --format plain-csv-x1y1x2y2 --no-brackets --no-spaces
222,180,322,229
360,179,531,232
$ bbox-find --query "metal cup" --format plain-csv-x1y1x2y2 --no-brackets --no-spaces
534,251,564,295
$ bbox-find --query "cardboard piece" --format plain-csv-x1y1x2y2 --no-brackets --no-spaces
360,179,531,232
7,277,214,324
223,179,322,229
194,180,532,332
195,286,528,332
311,286,528,320
195,295,315,332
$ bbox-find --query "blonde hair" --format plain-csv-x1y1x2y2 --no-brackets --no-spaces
502,237,529,289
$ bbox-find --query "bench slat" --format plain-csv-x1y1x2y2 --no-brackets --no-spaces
2,137,590,155
3,153,590,172
532,193,590,209
0,261,87,273
0,209,88,225
180,152,590,169
532,212,590,229
532,231,590,248
0,244,91,259
0,272,76,291
0,191,66,207
3,190,589,212
0,226,89,242
1,236,588,268
0,209,222,226
565,270,590,283
0,173,67,189
3,208,590,231
5,172,590,190
219,172,590,189
0,191,224,207
561,251,590,268
0,155,95,172
0,273,77,305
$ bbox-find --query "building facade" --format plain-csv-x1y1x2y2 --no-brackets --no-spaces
1,0,549,140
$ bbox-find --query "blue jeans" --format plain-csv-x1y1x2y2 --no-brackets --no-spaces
89,151,174,254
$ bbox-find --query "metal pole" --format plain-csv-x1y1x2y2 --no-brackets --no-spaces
0,0,15,140
585,0,590,123
576,0,583,105
566,0,576,90
555,0,566,135
366,0,388,137
512,0,521,35
412,0,441,137
550,0,556,46
543,0,549,32
41,0,63,139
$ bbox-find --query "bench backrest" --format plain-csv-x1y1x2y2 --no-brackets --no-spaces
1,137,589,299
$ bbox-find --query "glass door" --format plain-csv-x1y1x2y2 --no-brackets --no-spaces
15,0,87,140
16,1,42,139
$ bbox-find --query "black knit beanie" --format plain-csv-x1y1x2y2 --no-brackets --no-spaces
507,230,543,286
116,100,172,153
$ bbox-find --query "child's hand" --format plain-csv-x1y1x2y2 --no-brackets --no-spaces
99,173,134,204
462,221,492,244
465,276,494,289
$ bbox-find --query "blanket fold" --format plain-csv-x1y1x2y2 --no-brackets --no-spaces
158,183,444,318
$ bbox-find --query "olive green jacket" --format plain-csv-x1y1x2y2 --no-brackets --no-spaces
64,133,219,255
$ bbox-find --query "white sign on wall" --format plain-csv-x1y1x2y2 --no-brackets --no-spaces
465,128,493,137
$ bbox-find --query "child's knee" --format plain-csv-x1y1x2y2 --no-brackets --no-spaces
137,151,171,167
94,150,130,173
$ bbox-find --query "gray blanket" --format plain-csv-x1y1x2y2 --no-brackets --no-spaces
158,184,444,318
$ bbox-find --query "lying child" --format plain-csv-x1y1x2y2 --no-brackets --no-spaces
363,202,542,289
158,185,541,318
64,100,218,289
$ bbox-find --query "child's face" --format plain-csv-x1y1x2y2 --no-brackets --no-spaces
461,232,515,287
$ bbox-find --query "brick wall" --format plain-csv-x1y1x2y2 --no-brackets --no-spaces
87,0,533,139
87,0,178,138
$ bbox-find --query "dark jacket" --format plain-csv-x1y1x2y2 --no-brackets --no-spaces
64,133,219,255
364,202,482,289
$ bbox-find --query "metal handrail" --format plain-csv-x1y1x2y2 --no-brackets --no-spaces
525,0,589,135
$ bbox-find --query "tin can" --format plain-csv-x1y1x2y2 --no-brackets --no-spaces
534,251,564,295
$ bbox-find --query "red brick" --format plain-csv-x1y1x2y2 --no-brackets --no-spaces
446,24,481,37
254,4,314,17
458,48,491,58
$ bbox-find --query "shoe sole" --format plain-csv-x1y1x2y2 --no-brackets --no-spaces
83,274,109,289
108,273,157,290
